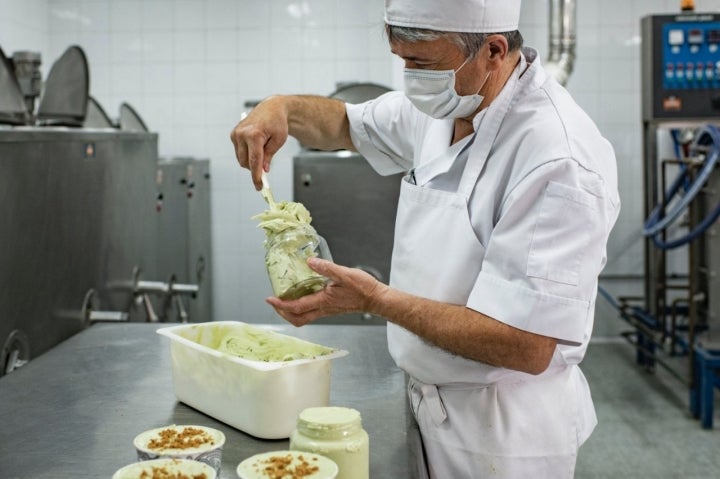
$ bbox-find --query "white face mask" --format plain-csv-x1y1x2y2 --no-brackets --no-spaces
403,58,489,119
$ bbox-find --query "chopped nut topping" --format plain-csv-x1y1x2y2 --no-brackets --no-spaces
138,465,207,479
249,453,320,479
147,427,215,451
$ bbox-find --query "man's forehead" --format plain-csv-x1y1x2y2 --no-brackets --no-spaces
390,38,459,60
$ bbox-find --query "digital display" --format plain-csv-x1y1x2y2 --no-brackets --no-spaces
688,29,704,44
668,29,685,45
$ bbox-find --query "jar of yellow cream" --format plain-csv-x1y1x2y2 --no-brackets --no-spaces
290,407,369,479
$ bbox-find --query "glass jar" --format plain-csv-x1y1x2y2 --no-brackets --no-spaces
264,224,330,300
289,407,369,479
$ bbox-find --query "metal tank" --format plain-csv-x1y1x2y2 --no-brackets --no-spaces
0,127,160,373
293,82,401,325
156,157,213,323
0,44,209,375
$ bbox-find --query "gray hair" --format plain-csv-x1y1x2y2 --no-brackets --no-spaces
385,25,523,58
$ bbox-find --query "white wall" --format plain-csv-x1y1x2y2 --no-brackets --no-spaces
2,0,720,332
0,0,48,52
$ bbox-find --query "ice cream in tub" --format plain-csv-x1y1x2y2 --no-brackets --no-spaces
157,321,347,439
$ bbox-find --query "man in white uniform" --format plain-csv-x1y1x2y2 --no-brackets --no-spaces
231,0,620,477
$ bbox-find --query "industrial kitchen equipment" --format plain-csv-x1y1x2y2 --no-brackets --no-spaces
156,156,213,323
0,44,212,375
603,9,720,428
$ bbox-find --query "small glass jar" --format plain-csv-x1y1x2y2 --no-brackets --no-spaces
264,224,330,300
289,407,369,479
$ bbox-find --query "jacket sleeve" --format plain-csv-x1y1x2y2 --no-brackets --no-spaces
466,159,619,346
345,91,418,176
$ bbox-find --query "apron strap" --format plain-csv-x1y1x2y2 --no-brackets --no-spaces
409,377,448,427
457,52,529,200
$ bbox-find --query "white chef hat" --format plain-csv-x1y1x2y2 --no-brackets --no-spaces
384,0,521,33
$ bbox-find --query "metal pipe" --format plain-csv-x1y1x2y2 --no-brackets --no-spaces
135,280,169,295
619,331,689,385
546,0,576,86
170,283,199,296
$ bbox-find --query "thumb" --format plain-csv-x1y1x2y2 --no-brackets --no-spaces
307,257,338,279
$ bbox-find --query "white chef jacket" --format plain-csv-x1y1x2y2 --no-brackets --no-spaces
346,47,620,478
346,48,620,380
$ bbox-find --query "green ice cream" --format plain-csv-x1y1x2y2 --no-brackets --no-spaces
253,201,326,300
217,326,334,362
252,200,313,234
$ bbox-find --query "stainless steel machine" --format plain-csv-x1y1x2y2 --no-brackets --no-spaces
0,45,212,375
293,83,401,325
603,10,720,428
156,157,213,323
0,127,160,372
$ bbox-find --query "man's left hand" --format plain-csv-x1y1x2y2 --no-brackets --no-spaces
266,258,386,326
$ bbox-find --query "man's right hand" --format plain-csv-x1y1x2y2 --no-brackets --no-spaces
230,95,289,191
230,94,354,190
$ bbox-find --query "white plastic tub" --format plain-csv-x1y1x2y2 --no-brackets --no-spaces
157,321,347,439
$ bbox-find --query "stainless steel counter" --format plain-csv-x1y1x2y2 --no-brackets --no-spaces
0,323,412,478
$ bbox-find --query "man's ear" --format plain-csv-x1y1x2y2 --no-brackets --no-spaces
484,35,509,71
486,34,508,60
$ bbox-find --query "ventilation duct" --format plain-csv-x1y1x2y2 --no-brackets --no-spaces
545,0,577,86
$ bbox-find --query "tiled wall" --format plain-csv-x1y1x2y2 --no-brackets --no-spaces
2,0,719,333
0,0,48,52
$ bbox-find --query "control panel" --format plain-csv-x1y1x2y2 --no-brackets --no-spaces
663,22,720,88
642,13,720,120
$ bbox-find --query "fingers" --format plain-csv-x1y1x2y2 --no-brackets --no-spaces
307,257,342,281
245,133,267,190
266,296,325,327
230,100,289,190
230,124,249,169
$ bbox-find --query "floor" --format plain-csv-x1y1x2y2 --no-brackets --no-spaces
576,339,720,478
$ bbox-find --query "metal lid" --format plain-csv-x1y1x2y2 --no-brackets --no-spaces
119,102,149,132
0,46,30,125
37,45,89,127
84,96,116,129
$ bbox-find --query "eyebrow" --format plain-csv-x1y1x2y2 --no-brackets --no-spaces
391,50,433,62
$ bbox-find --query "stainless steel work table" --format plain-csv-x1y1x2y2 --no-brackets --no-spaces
0,323,412,478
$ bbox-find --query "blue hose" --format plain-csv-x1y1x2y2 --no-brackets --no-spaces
597,284,620,310
643,124,720,249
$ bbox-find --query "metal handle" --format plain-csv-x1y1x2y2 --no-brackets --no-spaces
140,293,159,323
87,311,129,322
135,280,169,294
170,282,199,296
1,330,30,376
81,289,130,326
174,295,189,323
